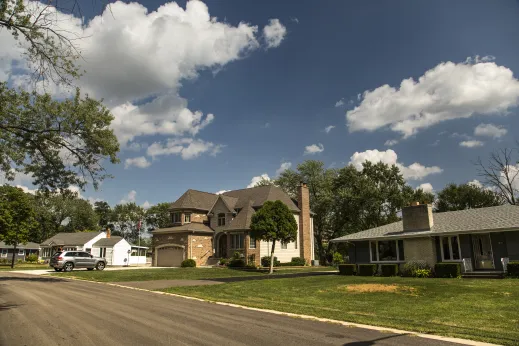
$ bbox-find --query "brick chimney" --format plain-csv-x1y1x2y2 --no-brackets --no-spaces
106,227,111,238
402,202,434,231
298,182,312,262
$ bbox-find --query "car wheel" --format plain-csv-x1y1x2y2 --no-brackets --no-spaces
54,268,60,272
63,262,74,272
96,262,105,271
87,268,94,271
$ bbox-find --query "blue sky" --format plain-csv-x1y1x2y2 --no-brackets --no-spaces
4,0,519,207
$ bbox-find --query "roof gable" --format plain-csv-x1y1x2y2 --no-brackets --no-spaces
223,185,300,212
170,189,218,211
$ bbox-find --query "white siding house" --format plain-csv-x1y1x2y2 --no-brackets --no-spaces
259,213,301,262
92,236,147,266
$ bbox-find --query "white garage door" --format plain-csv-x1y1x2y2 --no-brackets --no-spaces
157,247,184,267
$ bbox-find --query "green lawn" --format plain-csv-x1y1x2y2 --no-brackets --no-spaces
53,266,336,282
0,263,49,271
164,276,519,346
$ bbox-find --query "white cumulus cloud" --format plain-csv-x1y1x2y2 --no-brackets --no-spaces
347,58,519,138
120,190,137,204
416,183,434,193
276,162,292,176
474,123,508,139
125,156,152,169
215,190,230,195
304,143,324,155
349,149,443,181
335,99,345,107
324,125,335,133
147,138,223,160
263,19,287,48
247,174,271,188
460,140,484,148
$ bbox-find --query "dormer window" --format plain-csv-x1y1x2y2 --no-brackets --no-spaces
184,213,191,223
218,213,226,226
172,212,181,223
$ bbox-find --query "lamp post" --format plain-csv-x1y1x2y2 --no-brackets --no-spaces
127,249,131,267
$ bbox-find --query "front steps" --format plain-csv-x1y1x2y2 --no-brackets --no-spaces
461,271,505,279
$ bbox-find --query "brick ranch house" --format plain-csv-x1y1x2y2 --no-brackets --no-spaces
151,183,314,267
331,203,519,274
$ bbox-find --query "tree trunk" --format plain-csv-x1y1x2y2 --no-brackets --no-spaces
269,240,276,274
11,242,17,269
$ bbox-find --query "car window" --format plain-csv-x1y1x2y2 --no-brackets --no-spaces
52,252,62,257
79,252,91,257
65,252,77,257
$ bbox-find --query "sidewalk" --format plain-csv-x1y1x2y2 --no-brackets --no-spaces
8,266,173,276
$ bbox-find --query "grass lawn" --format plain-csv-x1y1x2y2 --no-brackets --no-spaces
53,266,336,282
164,275,519,346
0,263,49,271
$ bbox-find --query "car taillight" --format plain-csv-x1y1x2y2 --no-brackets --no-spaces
57,256,63,260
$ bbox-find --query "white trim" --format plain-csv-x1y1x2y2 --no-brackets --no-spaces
0,249,7,258
440,235,462,262
369,240,404,263
18,249,24,256
184,213,191,224
249,236,256,249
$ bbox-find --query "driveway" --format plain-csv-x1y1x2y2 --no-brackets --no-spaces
0,273,466,346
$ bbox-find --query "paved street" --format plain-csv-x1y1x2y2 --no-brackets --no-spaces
0,273,463,346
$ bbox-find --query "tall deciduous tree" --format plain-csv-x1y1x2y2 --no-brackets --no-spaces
111,203,146,245
0,185,38,268
145,202,171,231
435,183,502,212
250,200,298,274
94,201,112,228
475,147,519,205
0,84,120,191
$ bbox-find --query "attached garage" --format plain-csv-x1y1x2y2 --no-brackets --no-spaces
156,246,184,267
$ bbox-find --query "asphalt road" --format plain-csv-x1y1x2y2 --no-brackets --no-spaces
0,273,462,346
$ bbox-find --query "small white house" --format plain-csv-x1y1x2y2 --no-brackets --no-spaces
40,232,107,260
92,236,147,266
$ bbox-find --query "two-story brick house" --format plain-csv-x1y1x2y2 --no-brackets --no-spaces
152,183,314,267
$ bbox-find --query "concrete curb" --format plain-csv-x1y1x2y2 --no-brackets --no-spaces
56,275,500,346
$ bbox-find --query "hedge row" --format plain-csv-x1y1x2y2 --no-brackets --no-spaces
508,261,519,277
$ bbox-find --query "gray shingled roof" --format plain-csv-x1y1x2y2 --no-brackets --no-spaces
93,236,124,247
0,241,40,249
223,185,300,212
41,232,102,246
225,200,255,230
152,223,214,234
169,189,218,211
332,204,519,242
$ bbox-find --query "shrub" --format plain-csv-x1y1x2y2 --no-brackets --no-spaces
181,259,196,268
228,258,246,268
414,268,432,278
434,263,461,278
333,252,344,265
507,261,519,278
27,254,38,263
357,264,377,276
402,260,430,277
261,256,280,267
218,258,228,266
290,257,306,266
17,259,23,264
338,264,356,275
380,264,398,277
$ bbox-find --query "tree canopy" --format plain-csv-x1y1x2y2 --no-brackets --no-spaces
250,200,298,274
435,183,502,212
145,202,171,231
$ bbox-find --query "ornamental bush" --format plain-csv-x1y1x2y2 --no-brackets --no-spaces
27,253,38,263
402,260,430,277
357,264,377,276
228,258,246,268
261,256,280,267
290,257,306,266
181,259,196,268
338,264,356,275
507,261,519,278
380,264,398,277
434,263,461,278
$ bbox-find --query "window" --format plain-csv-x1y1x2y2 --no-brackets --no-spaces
99,248,106,257
281,242,288,249
184,213,191,223
172,212,181,223
230,234,244,249
369,240,404,262
440,235,461,261
218,213,226,226
249,236,256,249
18,249,24,256
85,248,91,254
1,249,7,258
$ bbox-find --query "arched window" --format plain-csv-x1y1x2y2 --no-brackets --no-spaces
218,213,226,226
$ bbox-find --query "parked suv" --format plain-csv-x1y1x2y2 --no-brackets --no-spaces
50,251,106,272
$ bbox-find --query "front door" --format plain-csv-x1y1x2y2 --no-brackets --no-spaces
472,234,494,270
218,234,227,258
